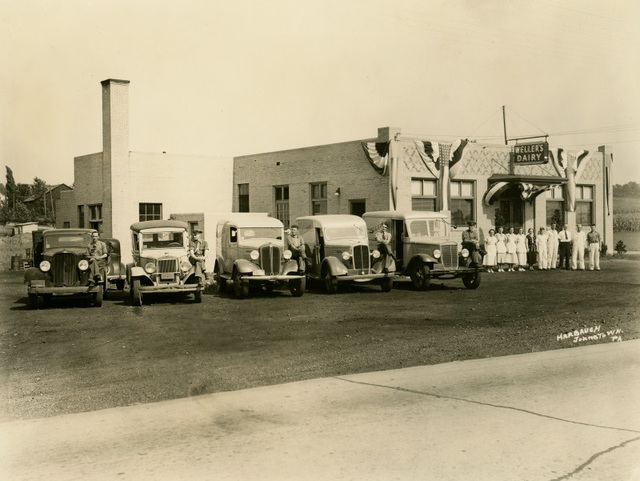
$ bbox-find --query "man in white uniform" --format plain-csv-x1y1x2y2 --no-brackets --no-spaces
547,223,559,269
587,225,602,271
571,223,587,270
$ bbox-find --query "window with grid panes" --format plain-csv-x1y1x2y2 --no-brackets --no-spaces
450,181,475,226
139,203,162,221
311,183,327,215
546,187,564,226
575,185,594,226
238,184,250,212
411,178,437,211
274,185,290,228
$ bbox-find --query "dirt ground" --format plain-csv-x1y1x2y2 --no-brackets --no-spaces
1,258,639,422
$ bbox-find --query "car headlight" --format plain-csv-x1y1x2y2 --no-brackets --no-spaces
144,262,156,274
342,251,351,261
461,248,469,258
433,249,441,259
180,261,192,272
372,250,381,259
283,249,292,260
40,260,51,272
250,250,260,260
78,260,88,271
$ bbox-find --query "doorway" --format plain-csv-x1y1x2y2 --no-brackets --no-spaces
497,185,524,229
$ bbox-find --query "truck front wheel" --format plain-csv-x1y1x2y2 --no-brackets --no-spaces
410,263,431,291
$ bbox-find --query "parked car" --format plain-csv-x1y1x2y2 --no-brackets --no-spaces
103,238,126,295
362,210,482,290
295,215,393,293
24,228,104,309
214,214,305,298
127,220,204,306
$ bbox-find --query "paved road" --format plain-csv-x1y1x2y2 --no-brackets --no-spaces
2,340,639,481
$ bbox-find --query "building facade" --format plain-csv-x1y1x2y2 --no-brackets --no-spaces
234,127,614,248
57,79,233,267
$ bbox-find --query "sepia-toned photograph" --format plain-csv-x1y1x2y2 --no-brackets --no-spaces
1,1,639,479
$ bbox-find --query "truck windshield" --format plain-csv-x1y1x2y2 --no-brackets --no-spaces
407,219,448,238
239,227,282,240
45,233,92,249
324,226,366,241
141,231,186,249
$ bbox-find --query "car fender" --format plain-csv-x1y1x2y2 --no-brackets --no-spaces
283,259,299,274
323,257,349,277
24,267,47,284
412,253,438,265
234,258,260,274
130,266,148,279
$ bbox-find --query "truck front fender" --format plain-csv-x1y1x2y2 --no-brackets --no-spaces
234,258,260,275
323,257,349,277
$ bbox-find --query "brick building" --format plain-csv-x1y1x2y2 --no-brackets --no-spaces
56,79,233,267
234,127,614,248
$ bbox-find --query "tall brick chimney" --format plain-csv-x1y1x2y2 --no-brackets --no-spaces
101,78,132,244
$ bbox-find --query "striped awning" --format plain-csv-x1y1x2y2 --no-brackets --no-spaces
483,175,566,206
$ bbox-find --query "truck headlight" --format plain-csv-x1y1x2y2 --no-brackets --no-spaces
342,251,351,261
78,260,88,271
144,262,156,274
283,249,292,260
371,250,381,259
250,250,259,260
433,249,441,259
180,261,191,272
461,248,469,258
40,260,51,272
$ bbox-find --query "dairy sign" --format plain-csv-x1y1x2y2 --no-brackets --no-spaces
512,142,549,165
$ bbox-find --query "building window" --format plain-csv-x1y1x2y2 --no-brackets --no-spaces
311,183,327,215
350,199,366,217
139,203,162,221
238,184,250,212
451,181,475,226
274,185,290,228
77,205,85,228
88,204,102,233
63,221,70,228
576,185,594,226
546,187,564,226
411,178,437,211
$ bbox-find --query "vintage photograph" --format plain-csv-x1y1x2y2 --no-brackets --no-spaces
1,1,639,479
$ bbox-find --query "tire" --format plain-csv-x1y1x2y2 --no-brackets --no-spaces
289,277,306,297
93,287,103,307
381,277,393,292
215,265,227,293
131,279,143,306
410,263,431,290
462,270,482,289
323,270,338,294
116,279,126,291
233,270,249,299
28,293,38,310
194,289,202,303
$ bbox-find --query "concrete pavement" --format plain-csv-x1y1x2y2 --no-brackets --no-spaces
2,340,640,481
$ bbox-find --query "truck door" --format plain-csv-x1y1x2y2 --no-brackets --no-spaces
393,220,404,270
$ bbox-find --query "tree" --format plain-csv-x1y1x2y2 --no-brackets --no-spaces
30,177,50,222
5,166,16,210
613,182,640,198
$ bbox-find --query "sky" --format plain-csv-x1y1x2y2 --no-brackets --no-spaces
1,0,639,187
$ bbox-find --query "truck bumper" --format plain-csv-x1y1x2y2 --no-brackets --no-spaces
28,285,101,295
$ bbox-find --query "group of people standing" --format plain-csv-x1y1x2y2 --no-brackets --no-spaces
481,222,602,272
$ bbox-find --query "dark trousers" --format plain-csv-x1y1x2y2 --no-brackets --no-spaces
558,242,572,269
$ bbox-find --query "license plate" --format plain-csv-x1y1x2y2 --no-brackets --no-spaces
31,280,46,287
161,273,174,280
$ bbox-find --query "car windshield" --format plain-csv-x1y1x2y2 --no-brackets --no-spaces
324,225,366,241
408,219,448,238
141,231,186,249
45,233,92,249
239,227,282,240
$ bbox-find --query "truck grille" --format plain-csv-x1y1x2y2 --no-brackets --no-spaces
260,245,281,275
441,244,458,269
352,245,370,270
157,258,179,274
52,253,79,286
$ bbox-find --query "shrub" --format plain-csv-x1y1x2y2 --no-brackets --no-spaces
614,240,627,256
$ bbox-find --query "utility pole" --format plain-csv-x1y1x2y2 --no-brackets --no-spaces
502,105,508,145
